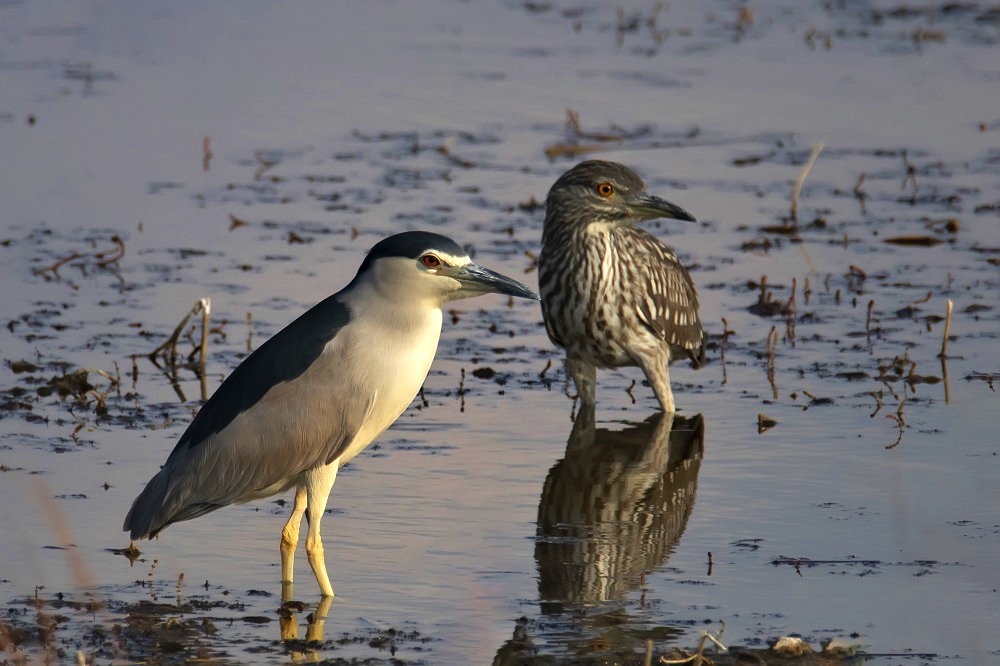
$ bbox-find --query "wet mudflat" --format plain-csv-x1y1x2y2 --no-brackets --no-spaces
1,1,998,663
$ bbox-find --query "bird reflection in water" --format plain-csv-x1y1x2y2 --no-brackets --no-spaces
496,408,704,663
279,583,332,661
537,407,705,613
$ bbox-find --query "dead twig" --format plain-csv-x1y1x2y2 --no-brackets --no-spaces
766,325,779,398
853,172,867,215
790,142,824,223
202,136,213,172
869,390,884,418
941,356,951,404
782,277,797,343
457,368,466,413
901,150,918,196
886,399,907,449
544,141,608,161
94,235,125,267
149,298,212,371
660,622,727,664
866,299,875,345
939,299,953,358
254,150,275,181
523,249,539,274
720,317,733,386
32,235,126,281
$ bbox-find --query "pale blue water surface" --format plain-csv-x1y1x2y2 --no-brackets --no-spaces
1,1,998,663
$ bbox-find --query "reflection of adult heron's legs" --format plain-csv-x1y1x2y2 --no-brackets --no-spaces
306,596,332,643
280,582,298,641
279,583,333,659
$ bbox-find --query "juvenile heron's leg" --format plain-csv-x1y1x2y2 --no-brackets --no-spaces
635,349,675,412
280,484,308,585
566,357,597,406
304,462,339,597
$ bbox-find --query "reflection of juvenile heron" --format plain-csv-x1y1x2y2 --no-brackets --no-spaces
536,407,705,614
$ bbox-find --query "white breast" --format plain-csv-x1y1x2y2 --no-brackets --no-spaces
331,286,443,466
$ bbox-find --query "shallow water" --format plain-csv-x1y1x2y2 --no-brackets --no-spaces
1,1,998,663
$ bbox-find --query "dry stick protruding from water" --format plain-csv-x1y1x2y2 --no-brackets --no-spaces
901,150,918,197
149,298,212,370
202,135,213,172
625,379,637,404
458,367,466,413
32,235,126,283
523,249,539,273
853,172,868,215
886,398,907,450
543,108,622,160
866,299,875,345
661,623,728,665
940,299,954,404
782,277,797,344
254,150,275,181
766,325,779,399
720,317,733,386
870,390,884,418
647,0,666,44
790,142,824,223
939,299,954,359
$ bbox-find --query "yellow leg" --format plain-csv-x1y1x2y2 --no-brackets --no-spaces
304,463,338,597
280,485,308,585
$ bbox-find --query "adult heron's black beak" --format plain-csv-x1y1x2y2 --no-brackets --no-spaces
628,193,697,223
452,264,540,301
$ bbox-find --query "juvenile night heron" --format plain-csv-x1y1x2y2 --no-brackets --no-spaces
538,161,705,412
124,231,538,597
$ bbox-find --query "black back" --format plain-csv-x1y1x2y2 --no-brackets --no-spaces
167,294,352,460
355,231,466,276
166,230,463,460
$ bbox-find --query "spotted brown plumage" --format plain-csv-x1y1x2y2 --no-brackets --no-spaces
538,160,705,412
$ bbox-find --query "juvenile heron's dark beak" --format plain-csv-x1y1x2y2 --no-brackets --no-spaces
453,264,540,301
628,193,697,223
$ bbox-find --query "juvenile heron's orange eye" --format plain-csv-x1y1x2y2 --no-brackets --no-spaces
421,254,441,268
596,182,614,198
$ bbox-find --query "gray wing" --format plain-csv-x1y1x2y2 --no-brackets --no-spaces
125,294,371,539
630,231,706,368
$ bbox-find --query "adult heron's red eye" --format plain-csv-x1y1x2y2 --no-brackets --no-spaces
421,254,441,268
596,182,614,198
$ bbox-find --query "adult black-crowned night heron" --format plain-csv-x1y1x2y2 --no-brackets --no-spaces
538,161,705,412
124,231,538,597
